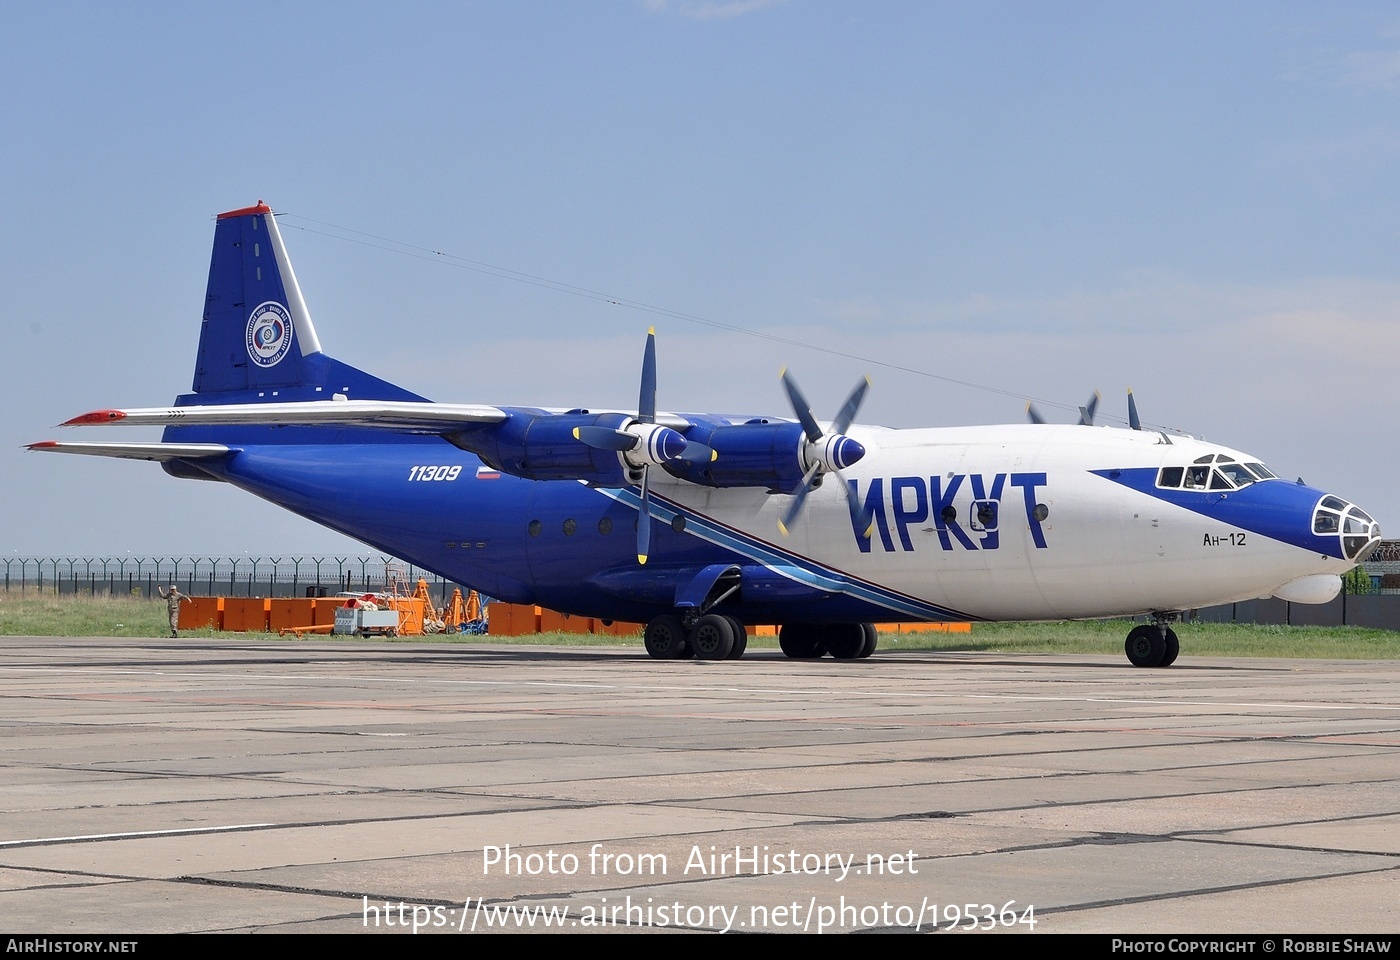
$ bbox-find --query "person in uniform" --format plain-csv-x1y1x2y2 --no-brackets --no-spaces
157,584,192,638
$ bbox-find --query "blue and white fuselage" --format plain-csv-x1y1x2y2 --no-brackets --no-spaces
30,202,1380,667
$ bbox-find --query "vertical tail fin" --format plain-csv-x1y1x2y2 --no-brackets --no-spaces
194,202,321,393
188,202,422,403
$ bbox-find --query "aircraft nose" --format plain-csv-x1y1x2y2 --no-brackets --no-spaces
1312,495,1381,562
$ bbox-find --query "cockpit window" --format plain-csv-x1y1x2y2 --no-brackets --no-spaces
1158,456,1279,492
1313,497,1382,561
1216,463,1256,488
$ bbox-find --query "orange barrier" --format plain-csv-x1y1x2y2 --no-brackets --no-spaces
485,603,537,636
179,595,972,639
179,597,223,631
269,598,318,633
222,597,270,632
388,596,426,635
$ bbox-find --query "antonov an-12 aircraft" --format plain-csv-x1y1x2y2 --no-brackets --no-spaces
29,202,1382,667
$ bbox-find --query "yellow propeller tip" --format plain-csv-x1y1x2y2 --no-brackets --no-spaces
647,326,655,336
777,521,789,536
637,555,648,565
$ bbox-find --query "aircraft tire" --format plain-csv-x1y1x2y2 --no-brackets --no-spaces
779,624,827,659
689,614,735,660
722,616,747,659
826,624,866,660
644,615,688,660
857,623,878,659
1160,628,1180,667
1124,624,1167,668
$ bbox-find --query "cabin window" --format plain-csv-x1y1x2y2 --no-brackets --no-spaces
970,500,998,531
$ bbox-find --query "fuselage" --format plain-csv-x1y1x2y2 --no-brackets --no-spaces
182,421,1368,625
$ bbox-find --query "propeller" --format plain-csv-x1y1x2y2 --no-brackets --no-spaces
776,369,872,537
1028,389,1146,431
1026,390,1101,426
1078,391,1100,426
572,328,714,565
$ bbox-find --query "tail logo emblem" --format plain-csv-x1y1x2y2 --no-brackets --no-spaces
246,301,293,367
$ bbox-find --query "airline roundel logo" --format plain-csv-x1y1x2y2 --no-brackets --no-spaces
246,301,293,367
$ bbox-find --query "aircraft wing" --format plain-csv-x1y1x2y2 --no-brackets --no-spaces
60,400,510,431
26,441,233,461
55,401,706,432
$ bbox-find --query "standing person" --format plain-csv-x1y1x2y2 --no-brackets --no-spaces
157,584,191,638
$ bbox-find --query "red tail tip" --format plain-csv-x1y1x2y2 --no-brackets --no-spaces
216,201,272,220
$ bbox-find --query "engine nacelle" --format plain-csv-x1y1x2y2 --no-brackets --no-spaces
451,413,862,493
448,412,632,485
663,420,810,492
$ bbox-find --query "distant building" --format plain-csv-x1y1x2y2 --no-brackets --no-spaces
1360,540,1400,592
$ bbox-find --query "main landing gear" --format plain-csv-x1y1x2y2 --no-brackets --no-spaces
641,615,880,662
1124,614,1180,668
779,623,877,660
644,613,748,661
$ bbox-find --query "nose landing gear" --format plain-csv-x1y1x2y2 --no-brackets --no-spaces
1125,615,1180,668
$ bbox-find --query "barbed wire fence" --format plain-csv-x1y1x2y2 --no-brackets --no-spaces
1,556,466,606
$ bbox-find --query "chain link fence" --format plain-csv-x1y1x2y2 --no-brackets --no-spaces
2,556,466,607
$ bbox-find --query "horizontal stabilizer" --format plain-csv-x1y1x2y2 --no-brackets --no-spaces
61,400,508,432
26,441,232,461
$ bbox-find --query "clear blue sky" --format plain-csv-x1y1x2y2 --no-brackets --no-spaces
4,1,1398,557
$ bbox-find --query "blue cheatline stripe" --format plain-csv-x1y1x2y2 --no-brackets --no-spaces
1090,468,1346,559
592,485,978,622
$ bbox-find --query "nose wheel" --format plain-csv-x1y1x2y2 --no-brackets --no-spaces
1125,623,1179,668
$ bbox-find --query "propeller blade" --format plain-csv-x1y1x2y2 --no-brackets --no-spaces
1127,389,1141,430
1077,390,1101,426
638,326,657,424
779,368,824,443
1026,401,1046,425
573,425,637,452
831,376,871,436
837,467,874,540
637,465,651,565
778,461,822,536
